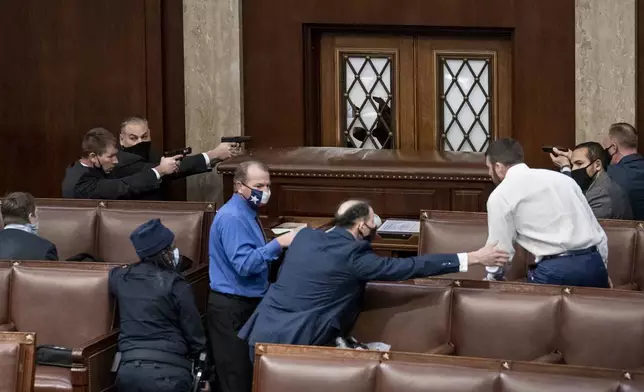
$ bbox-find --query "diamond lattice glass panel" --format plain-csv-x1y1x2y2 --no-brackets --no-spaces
440,57,491,152
342,55,394,149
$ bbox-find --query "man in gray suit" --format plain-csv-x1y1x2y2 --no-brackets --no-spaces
551,142,632,220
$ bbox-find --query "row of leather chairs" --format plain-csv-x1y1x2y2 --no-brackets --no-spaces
252,343,644,392
0,198,215,264
350,280,644,370
418,210,644,290
0,261,209,392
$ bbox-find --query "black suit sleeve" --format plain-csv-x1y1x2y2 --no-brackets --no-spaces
74,170,160,200
350,242,460,281
172,279,208,358
45,243,59,261
167,154,211,180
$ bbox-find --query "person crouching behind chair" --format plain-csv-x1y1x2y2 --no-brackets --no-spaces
109,219,210,392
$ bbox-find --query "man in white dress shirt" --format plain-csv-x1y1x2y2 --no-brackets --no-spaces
484,139,610,288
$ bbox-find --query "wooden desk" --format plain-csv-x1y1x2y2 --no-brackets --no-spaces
220,147,493,219
260,215,419,257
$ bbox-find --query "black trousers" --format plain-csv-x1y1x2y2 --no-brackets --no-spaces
115,361,192,392
207,291,260,392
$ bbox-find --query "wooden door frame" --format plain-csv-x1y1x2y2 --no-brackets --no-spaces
304,26,512,150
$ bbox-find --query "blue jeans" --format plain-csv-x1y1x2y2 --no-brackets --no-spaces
528,250,609,288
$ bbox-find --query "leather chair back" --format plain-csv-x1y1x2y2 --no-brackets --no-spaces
37,206,99,260
420,210,644,289
10,264,112,347
0,198,216,264
418,211,528,280
352,280,644,370
253,344,644,392
0,332,36,392
0,263,11,325
98,209,204,263
351,282,452,353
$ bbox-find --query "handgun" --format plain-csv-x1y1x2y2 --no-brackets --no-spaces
221,136,252,144
541,146,569,154
163,147,192,158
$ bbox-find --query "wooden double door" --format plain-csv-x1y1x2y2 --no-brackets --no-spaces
320,35,512,152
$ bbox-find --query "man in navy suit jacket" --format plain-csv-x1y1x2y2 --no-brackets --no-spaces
0,192,57,261
602,123,644,220
238,199,508,356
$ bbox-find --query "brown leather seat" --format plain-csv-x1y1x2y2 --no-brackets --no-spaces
351,280,644,370
0,332,36,392
252,344,644,392
419,210,644,289
10,264,114,391
0,198,215,264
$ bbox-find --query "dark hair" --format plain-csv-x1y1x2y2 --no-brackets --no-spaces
609,122,638,149
1,192,36,226
333,200,371,228
485,139,524,165
574,141,608,169
233,161,269,184
82,128,117,158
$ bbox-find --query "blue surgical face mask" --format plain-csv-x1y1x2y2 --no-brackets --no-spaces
26,223,38,235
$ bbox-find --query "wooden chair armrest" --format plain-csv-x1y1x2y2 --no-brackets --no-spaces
72,329,119,363
533,351,564,364
425,342,455,355
0,323,16,331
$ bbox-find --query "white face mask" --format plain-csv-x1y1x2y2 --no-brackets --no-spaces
260,190,271,205
172,248,180,267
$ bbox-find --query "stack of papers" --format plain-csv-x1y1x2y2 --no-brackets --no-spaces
271,222,307,235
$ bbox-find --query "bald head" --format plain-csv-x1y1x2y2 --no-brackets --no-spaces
334,200,373,227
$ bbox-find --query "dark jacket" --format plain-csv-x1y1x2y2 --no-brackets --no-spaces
73,166,160,200
109,262,207,359
564,170,633,220
0,228,58,261
61,161,90,198
585,171,632,220
238,227,460,348
608,154,644,220
108,149,211,200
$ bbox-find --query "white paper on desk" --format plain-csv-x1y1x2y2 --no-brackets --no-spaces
271,222,307,235
377,219,420,234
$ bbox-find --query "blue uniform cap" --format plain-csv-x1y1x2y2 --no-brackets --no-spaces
130,219,175,259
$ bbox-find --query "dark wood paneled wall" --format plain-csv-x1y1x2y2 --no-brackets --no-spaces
0,0,185,199
242,0,576,169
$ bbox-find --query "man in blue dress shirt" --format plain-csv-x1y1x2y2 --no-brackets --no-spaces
602,122,644,220
207,160,299,392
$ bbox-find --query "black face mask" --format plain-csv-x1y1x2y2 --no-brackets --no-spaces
603,145,616,168
361,224,377,242
571,164,596,193
122,141,152,161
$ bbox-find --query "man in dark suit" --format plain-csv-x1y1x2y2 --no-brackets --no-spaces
238,199,508,355
62,128,182,199
110,117,241,200
551,142,632,220
602,123,644,220
0,192,57,260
